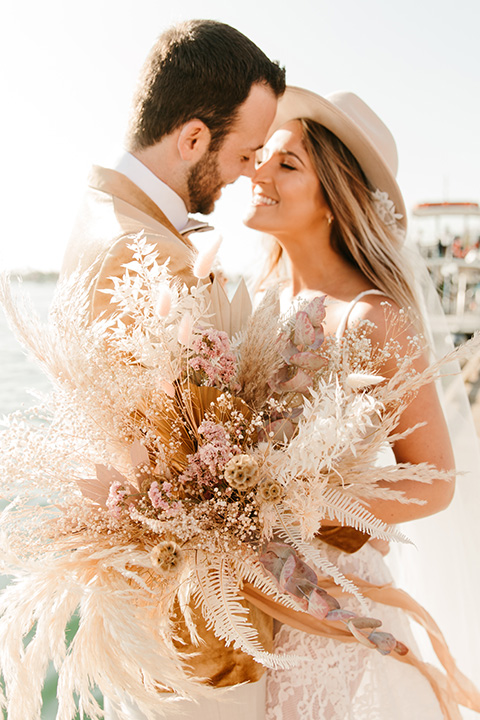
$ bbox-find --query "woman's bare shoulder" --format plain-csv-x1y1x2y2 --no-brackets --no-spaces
347,293,409,345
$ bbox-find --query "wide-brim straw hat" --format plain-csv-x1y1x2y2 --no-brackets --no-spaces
268,86,406,229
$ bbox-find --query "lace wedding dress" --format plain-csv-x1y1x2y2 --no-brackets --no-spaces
265,542,443,720
266,285,480,720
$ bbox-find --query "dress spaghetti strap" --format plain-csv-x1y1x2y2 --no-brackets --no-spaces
335,289,387,339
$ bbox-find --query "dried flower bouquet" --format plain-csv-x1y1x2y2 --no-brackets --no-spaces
0,235,474,719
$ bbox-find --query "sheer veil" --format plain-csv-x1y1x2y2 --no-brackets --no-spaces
385,240,480,712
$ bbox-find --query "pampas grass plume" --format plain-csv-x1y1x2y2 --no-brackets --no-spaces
155,285,172,318
193,235,222,279
177,312,193,347
346,373,386,390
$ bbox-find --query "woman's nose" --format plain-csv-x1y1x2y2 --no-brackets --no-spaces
252,160,269,184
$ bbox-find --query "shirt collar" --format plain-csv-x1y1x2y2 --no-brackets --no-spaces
113,152,189,232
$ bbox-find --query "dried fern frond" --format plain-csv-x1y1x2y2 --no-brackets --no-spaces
192,556,303,669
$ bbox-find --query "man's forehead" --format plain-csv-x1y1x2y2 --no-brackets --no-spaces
222,125,270,152
240,142,265,153
233,84,278,134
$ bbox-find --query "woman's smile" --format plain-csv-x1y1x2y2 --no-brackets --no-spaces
251,191,278,206
244,120,331,236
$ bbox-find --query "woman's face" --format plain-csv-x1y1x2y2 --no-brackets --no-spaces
244,120,331,237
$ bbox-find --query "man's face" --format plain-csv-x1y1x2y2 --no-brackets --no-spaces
187,83,278,215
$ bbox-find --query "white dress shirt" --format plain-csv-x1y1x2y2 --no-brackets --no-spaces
114,152,189,232
113,152,212,236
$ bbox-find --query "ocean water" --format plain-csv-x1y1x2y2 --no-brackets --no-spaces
0,279,96,719
0,279,56,416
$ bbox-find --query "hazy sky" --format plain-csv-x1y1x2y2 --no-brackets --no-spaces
1,0,479,274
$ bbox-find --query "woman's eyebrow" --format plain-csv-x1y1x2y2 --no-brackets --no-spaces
279,149,306,166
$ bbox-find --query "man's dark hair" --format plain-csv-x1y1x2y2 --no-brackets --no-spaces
126,20,285,151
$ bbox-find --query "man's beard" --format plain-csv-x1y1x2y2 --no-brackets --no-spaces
187,150,224,215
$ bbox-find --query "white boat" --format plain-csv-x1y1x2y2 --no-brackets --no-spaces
411,201,480,340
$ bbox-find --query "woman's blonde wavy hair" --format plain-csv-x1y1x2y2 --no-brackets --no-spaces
259,118,424,333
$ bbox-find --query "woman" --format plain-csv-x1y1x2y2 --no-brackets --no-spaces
244,87,477,719
245,87,454,525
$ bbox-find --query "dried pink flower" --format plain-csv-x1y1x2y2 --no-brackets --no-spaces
106,481,128,518
294,311,315,348
179,421,236,489
189,328,237,386
148,481,163,509
148,481,183,517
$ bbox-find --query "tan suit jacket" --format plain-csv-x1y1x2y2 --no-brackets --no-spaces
61,165,197,319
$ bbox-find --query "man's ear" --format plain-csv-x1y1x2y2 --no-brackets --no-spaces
177,120,211,162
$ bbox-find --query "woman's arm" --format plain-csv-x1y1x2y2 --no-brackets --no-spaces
349,298,456,525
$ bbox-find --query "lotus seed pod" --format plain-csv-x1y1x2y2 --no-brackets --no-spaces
150,540,183,573
257,478,284,503
224,454,259,491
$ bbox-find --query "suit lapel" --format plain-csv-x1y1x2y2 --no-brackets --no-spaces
88,165,193,248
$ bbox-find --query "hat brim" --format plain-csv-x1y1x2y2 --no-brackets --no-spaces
269,87,407,229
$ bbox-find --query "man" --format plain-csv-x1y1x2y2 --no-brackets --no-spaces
61,19,285,323
61,19,285,719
